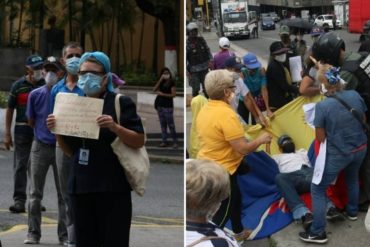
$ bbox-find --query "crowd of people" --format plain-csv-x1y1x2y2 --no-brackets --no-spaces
3,43,148,246
186,21,370,245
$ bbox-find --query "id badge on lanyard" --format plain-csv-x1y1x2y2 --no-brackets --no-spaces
78,139,89,165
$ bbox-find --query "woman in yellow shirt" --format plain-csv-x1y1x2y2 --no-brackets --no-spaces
196,69,272,241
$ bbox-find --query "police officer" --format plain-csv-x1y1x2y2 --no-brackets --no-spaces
186,22,212,97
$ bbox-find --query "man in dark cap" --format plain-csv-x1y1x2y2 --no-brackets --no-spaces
24,57,67,245
273,135,342,230
266,41,299,110
4,55,45,214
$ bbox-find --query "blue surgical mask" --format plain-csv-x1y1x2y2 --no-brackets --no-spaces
77,73,103,95
66,56,80,75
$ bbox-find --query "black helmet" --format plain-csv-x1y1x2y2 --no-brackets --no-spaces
312,32,345,66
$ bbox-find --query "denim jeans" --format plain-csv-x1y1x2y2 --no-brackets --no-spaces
156,107,178,145
56,146,75,244
28,140,67,241
13,133,33,204
310,148,367,235
275,166,313,220
275,166,334,220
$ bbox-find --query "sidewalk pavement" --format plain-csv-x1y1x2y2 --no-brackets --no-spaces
0,224,183,247
188,30,370,246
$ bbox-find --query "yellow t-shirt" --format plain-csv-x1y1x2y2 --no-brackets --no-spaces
196,100,245,174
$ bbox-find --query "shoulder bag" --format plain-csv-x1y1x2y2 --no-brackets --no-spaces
111,94,150,196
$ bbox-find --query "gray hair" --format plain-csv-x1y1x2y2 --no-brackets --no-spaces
205,70,234,100
186,159,230,219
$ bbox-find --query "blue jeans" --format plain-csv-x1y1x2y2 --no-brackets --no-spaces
310,148,367,235
275,166,313,220
156,107,177,144
275,166,334,220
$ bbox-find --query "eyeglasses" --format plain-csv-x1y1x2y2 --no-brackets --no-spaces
66,53,82,59
78,70,104,76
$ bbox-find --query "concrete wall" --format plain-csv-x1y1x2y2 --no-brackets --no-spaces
0,48,29,91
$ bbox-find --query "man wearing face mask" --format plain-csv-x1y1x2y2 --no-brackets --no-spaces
278,25,298,71
267,41,299,110
5,55,45,214
49,42,83,247
24,57,68,245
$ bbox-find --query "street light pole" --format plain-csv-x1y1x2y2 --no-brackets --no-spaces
321,0,324,14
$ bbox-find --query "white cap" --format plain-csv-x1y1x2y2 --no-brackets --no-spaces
219,37,230,49
186,22,198,31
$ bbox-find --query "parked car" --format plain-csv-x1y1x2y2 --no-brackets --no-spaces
314,14,342,29
269,12,280,22
261,17,275,30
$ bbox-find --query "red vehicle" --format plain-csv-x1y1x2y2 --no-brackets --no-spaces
349,0,370,33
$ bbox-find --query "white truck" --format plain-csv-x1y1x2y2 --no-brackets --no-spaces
212,0,254,39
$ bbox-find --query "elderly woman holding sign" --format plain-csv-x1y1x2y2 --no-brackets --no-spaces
47,51,145,247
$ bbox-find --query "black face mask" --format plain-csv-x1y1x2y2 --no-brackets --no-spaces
189,30,198,38
281,35,290,44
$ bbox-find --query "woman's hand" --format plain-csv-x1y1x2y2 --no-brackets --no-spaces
97,114,117,132
258,132,272,145
46,114,56,130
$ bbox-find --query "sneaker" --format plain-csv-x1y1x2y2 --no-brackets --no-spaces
24,237,40,244
344,211,358,221
301,212,313,230
326,207,344,221
299,231,328,244
234,229,252,242
41,205,46,212
9,202,25,213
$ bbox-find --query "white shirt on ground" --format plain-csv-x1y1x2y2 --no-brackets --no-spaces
272,149,311,173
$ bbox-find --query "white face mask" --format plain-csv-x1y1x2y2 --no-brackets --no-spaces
44,71,58,85
320,83,328,94
163,74,170,80
33,70,43,81
275,53,286,63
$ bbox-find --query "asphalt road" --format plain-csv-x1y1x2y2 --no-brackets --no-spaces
0,149,183,231
229,26,362,63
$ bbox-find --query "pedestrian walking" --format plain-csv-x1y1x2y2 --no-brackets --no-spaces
4,55,45,214
24,57,67,245
50,41,84,247
153,67,178,148
47,51,145,247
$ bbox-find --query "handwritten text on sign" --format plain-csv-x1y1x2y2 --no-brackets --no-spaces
53,93,104,139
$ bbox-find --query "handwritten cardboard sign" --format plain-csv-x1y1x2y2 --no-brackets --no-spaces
52,93,104,139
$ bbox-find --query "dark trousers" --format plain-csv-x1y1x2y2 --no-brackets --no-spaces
212,163,245,233
13,133,33,204
360,138,370,203
71,192,132,247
